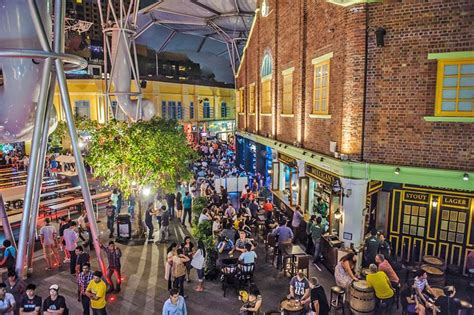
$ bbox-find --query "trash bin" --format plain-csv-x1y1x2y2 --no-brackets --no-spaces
116,214,131,239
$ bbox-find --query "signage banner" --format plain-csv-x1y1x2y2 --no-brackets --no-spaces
305,164,338,186
404,191,429,203
442,195,470,208
278,153,296,165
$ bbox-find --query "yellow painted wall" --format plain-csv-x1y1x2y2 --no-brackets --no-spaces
53,79,236,123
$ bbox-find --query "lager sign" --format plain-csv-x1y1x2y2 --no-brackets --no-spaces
442,196,469,208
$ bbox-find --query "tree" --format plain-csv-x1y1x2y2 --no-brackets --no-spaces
85,118,197,237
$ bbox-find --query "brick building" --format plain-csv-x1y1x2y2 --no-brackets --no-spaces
235,0,473,271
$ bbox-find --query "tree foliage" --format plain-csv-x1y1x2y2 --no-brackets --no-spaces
85,118,197,199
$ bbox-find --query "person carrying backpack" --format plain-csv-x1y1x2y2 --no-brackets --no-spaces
0,240,16,274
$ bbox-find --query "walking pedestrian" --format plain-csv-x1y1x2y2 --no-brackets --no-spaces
77,263,93,315
110,189,119,212
63,221,79,274
101,241,122,293
176,191,183,222
191,240,206,292
159,206,170,243
43,284,68,315
39,218,60,270
86,271,107,315
310,217,323,264
75,246,90,275
58,217,70,263
166,193,175,219
165,243,178,291
162,288,187,315
145,203,155,243
19,283,41,314
5,271,25,315
127,195,135,220
0,240,16,273
172,248,190,297
105,200,115,239
182,192,193,227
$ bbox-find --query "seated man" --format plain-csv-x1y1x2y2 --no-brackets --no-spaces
239,243,257,265
365,264,395,305
198,208,211,224
232,231,254,255
290,272,310,306
217,236,234,254
413,270,436,305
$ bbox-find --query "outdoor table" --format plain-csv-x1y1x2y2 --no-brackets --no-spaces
41,183,71,192
46,198,84,219
39,196,74,208
55,186,81,196
280,299,304,314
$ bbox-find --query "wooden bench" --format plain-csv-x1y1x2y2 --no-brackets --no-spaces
55,186,81,196
41,183,72,192
46,198,84,219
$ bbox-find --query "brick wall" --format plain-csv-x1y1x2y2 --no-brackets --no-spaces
236,0,474,171
364,1,474,170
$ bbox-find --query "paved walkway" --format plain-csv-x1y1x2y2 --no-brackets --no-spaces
16,212,339,315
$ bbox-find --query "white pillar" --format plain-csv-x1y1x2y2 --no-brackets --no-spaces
339,178,369,248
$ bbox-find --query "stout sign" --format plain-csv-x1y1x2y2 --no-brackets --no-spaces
404,191,429,203
442,196,469,208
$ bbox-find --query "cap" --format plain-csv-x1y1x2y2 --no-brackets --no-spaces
49,284,59,291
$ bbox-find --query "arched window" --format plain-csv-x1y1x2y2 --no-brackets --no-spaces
221,102,228,118
261,52,273,113
203,100,211,119
189,102,194,119
261,52,272,77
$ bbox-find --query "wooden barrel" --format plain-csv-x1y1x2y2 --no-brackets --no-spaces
422,255,445,269
431,286,445,299
350,280,375,315
421,264,445,287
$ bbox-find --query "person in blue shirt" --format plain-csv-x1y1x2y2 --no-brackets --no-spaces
0,240,16,273
271,219,294,269
181,192,193,227
239,243,257,264
162,288,187,315
217,237,234,254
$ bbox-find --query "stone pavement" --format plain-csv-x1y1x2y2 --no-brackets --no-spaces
17,213,339,315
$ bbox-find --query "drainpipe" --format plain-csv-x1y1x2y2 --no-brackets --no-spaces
360,2,369,162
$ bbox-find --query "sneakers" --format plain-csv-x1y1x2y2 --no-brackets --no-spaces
63,259,70,263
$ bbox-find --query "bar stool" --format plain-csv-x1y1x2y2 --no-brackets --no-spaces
330,286,345,315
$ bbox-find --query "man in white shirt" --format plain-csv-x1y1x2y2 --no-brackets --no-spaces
0,283,15,315
39,218,60,270
63,221,79,275
198,209,211,224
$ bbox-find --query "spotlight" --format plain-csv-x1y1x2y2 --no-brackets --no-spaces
432,198,438,208
274,141,277,145
303,152,307,156
311,154,315,158
142,187,151,196
320,157,324,162
284,145,288,149
394,167,400,175
291,182,298,190
463,173,469,181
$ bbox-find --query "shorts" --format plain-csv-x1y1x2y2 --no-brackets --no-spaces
196,268,204,281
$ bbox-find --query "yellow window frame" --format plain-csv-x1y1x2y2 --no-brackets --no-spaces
282,71,293,114
435,59,474,117
249,83,256,113
237,87,245,113
313,60,330,115
261,76,272,114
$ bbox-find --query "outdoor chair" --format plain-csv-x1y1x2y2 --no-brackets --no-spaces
264,234,277,265
221,262,239,297
237,262,255,288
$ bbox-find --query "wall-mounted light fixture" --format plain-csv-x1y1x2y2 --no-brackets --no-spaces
334,208,343,223
394,167,400,175
274,141,278,145
302,152,307,156
284,145,288,149
291,182,298,190
320,157,324,162
463,173,469,181
432,197,438,208
311,154,315,158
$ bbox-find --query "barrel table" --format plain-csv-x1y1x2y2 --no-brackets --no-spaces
421,264,445,287
350,280,375,315
361,268,373,278
280,299,304,315
422,255,445,270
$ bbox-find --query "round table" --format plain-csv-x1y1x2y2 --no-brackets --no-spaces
422,255,445,268
280,299,304,315
431,287,445,299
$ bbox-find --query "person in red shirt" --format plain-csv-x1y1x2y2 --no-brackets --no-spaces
263,199,273,221
375,254,400,287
